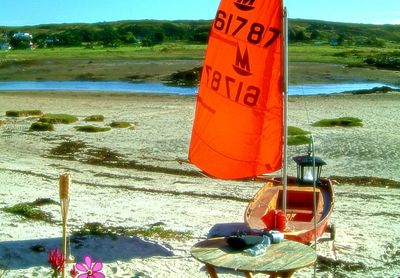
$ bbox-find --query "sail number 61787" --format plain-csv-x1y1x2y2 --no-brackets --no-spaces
214,10,280,48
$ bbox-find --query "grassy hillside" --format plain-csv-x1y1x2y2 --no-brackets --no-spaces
1,18,399,47
289,19,400,46
1,19,399,77
0,20,212,47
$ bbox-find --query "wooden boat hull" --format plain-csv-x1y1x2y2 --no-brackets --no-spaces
244,176,335,244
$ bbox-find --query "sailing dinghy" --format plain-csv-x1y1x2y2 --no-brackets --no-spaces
188,0,334,244
245,157,335,243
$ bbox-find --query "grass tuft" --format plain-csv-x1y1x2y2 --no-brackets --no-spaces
288,135,311,146
29,121,55,131
49,140,87,157
165,67,202,86
312,117,363,127
287,126,311,146
73,222,192,241
347,86,398,95
1,198,57,223
84,115,105,122
130,225,192,240
40,113,78,124
109,121,131,128
288,126,310,136
6,110,43,117
74,125,111,132
329,176,400,188
31,198,59,206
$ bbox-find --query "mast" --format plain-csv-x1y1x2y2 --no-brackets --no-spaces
282,4,289,214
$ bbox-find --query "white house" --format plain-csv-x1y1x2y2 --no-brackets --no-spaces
12,32,33,40
12,32,33,48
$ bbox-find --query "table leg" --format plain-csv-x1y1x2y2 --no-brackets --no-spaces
268,270,295,278
244,271,254,278
205,263,218,278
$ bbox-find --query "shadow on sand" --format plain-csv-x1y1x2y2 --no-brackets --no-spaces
0,234,173,270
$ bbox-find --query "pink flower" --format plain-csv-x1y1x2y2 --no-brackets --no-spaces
48,247,65,275
75,255,105,278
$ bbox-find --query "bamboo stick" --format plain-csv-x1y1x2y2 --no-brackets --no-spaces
59,172,70,278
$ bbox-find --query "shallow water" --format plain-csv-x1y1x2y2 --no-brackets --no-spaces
0,81,398,96
0,80,198,95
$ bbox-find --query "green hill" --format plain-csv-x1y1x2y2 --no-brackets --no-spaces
1,18,399,47
289,19,400,46
0,20,212,47
1,19,399,71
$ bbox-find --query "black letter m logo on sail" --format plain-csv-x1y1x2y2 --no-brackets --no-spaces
233,45,252,76
234,0,256,11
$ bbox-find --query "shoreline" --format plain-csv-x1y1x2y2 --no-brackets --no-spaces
0,85,399,100
0,59,399,86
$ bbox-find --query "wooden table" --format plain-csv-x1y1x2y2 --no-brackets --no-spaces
191,237,317,278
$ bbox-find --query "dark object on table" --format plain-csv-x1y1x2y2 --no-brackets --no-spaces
226,234,264,250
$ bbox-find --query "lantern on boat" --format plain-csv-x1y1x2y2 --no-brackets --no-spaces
293,153,326,184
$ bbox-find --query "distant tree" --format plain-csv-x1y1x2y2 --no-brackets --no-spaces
124,24,151,41
153,32,164,44
141,38,152,47
193,25,211,43
57,31,81,46
363,37,385,47
79,28,97,43
162,22,186,40
32,33,48,48
288,28,296,42
337,34,345,45
99,25,119,47
295,30,307,41
289,28,308,42
5,31,14,38
123,32,137,44
364,54,400,70
310,30,321,40
193,32,209,43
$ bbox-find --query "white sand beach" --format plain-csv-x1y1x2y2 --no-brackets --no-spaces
0,91,399,277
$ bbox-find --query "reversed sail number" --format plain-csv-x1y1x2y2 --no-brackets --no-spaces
205,65,260,107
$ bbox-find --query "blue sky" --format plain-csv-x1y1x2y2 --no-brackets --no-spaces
0,0,399,26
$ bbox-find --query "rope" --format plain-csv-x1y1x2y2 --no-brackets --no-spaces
311,135,318,278
298,86,313,126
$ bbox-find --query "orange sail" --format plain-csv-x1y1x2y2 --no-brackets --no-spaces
189,0,283,179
